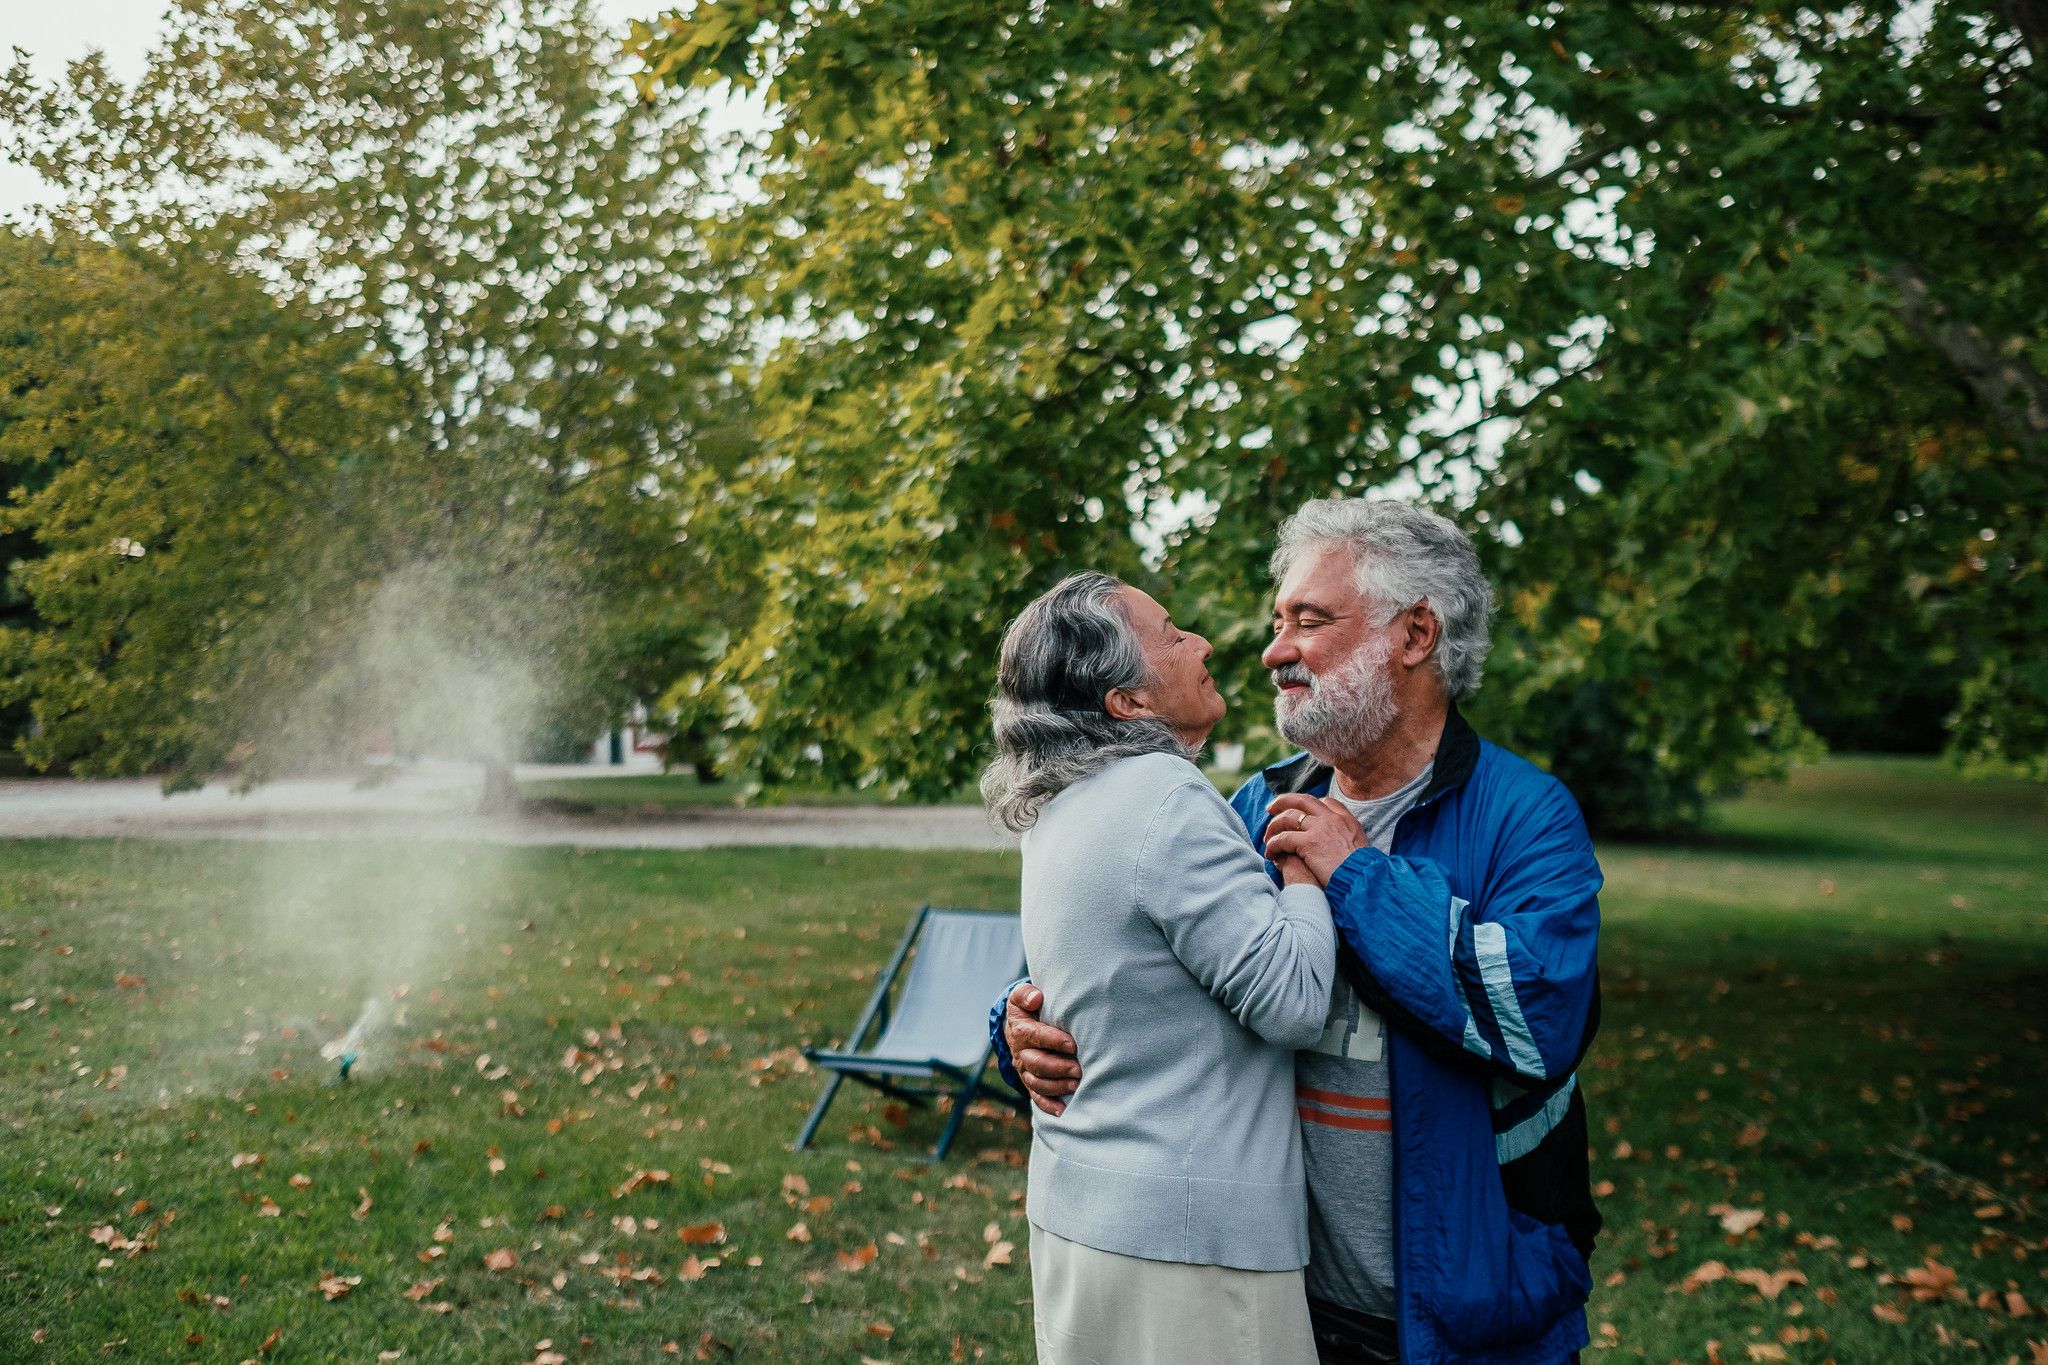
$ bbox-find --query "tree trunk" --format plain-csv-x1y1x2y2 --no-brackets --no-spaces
2002,0,2048,62
480,756,520,814
1888,263,2048,459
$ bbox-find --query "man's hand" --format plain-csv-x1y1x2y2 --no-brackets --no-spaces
1262,793,1369,884
1003,981,1080,1117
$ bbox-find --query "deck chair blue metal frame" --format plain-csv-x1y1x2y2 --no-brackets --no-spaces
794,905,1028,1162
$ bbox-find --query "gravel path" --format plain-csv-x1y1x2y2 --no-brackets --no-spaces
0,767,1017,852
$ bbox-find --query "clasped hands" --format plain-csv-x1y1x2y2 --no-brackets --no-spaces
1260,792,1368,890
1005,793,1366,1116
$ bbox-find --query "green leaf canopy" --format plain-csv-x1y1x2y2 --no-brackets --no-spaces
0,0,747,792
629,0,2046,826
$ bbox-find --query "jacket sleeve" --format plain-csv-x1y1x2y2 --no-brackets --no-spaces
1140,780,1336,1049
1321,781,1601,1086
986,975,1031,1095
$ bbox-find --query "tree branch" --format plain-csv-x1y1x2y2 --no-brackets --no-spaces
1522,137,1628,194
2000,0,2048,63
1410,362,1602,454
1887,262,2048,457
1759,100,2001,136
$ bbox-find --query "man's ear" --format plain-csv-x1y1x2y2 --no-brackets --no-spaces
1104,687,1150,722
1399,602,1441,669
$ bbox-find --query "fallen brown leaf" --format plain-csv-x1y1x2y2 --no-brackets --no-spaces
316,1273,360,1302
1895,1258,1958,1302
1708,1204,1765,1236
613,1169,672,1199
1682,1260,1730,1293
1732,1268,1806,1300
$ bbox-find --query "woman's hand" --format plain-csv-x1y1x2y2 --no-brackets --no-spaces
1273,849,1321,887
1262,794,1368,884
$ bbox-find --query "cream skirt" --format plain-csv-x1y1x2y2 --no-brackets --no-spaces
1029,1224,1318,1365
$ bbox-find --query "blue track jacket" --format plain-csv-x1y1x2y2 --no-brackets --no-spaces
993,706,1604,1364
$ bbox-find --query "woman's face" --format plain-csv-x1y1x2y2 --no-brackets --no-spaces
1115,586,1227,748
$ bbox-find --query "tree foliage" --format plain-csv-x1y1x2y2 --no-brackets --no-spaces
0,0,744,794
630,0,2046,826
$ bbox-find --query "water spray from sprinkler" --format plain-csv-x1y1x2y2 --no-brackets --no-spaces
320,998,386,1085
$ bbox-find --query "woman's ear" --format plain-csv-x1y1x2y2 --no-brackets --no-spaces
1104,687,1150,722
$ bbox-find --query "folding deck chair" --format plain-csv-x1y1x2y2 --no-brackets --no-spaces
794,905,1029,1161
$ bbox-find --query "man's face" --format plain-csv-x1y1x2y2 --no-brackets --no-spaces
1261,547,1401,761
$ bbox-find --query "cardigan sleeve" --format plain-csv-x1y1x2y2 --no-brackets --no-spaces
1138,780,1336,1049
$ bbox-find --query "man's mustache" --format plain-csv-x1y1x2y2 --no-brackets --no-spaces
1271,664,1316,691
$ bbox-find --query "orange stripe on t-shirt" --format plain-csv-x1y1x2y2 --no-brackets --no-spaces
1297,1105,1394,1133
1294,1085,1391,1113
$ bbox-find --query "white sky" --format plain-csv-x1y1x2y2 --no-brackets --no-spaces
0,0,665,222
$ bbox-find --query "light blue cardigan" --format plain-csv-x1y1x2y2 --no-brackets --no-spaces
1020,751,1336,1272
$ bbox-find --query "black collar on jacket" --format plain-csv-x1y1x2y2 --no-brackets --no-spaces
1258,701,1480,806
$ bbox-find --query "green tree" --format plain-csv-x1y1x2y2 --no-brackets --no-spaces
0,251,62,772
630,0,2045,825
0,0,744,800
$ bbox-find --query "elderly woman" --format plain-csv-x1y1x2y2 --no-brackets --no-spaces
981,572,1335,1365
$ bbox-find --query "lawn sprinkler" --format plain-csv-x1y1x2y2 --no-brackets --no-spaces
320,998,385,1086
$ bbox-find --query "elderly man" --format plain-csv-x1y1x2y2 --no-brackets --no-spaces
994,498,1603,1365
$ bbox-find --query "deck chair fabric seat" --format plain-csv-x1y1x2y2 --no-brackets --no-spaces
795,906,1027,1161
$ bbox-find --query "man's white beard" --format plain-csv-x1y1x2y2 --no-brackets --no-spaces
1273,634,1399,763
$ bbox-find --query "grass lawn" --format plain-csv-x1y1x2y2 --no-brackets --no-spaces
2,757,2044,1363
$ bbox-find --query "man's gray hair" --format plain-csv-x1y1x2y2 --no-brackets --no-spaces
980,572,1189,833
1270,498,1497,700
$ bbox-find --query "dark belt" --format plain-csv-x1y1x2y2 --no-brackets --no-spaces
1307,1296,1398,1365
1306,1297,1582,1365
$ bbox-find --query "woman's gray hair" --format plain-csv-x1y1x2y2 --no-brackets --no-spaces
1270,498,1497,700
980,572,1190,833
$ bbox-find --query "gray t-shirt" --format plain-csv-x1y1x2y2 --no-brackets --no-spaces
1297,762,1432,1317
